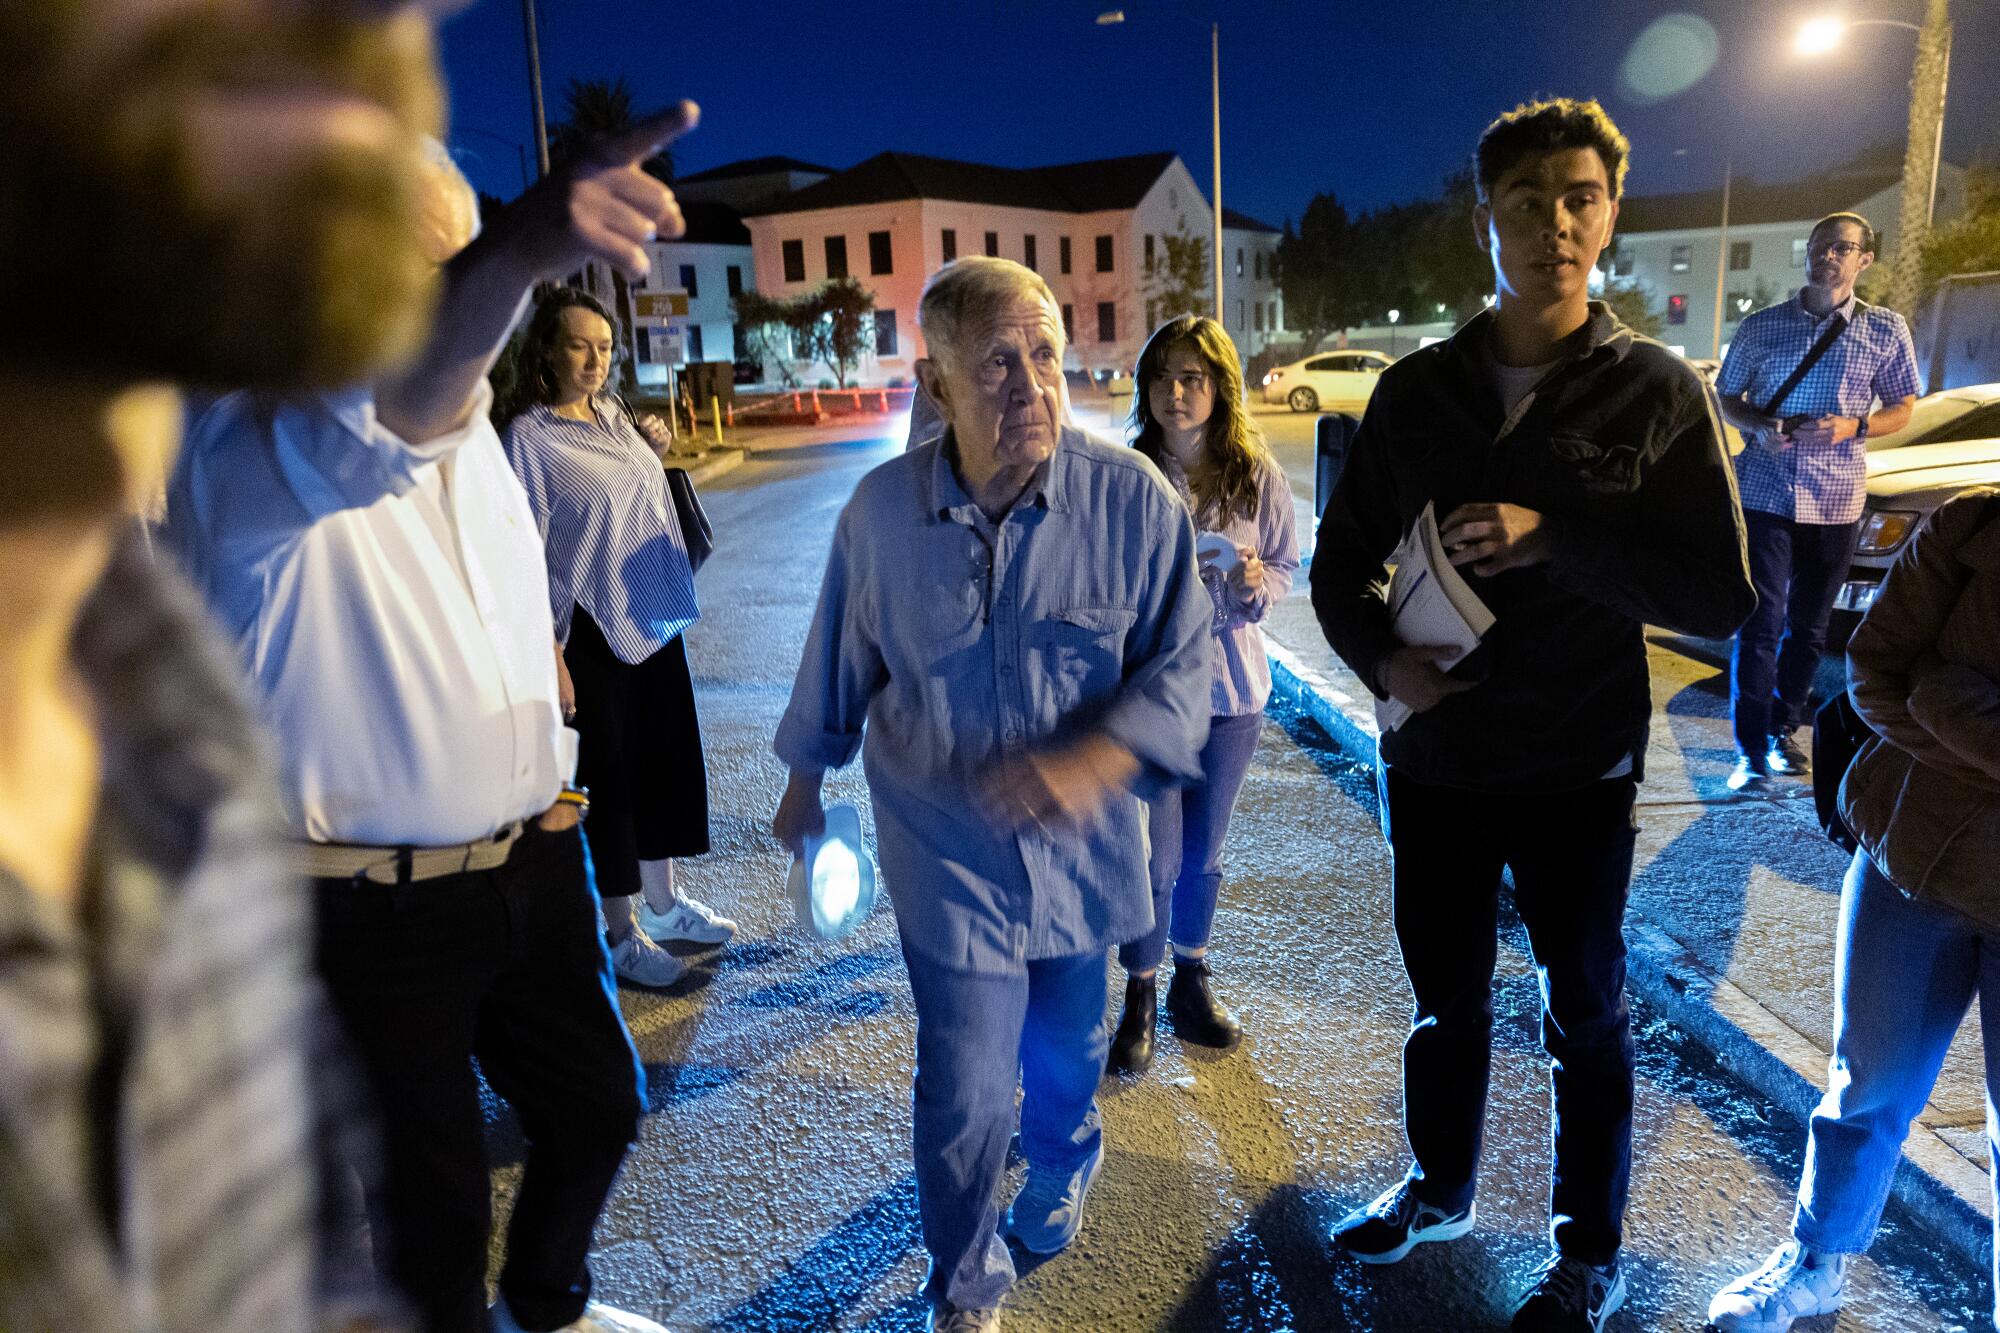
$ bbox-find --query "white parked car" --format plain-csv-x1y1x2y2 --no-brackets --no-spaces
1828,382,2000,645
1261,349,1393,412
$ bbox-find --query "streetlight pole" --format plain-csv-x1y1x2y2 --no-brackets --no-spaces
1209,21,1223,326
1097,10,1224,323
521,0,551,178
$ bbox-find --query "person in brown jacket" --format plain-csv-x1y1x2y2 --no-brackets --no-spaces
1709,485,2000,1333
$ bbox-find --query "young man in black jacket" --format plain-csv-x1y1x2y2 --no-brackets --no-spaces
1313,98,1754,1333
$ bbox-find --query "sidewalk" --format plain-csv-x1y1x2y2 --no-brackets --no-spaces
1257,558,1996,1264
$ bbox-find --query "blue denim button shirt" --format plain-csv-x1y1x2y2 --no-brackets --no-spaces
776,427,1212,974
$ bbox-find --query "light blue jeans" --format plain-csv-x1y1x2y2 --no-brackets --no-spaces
1793,849,2000,1325
902,942,1108,1311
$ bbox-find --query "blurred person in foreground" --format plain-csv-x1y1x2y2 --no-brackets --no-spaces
0,0,460,1328
1312,98,1753,1332
1709,486,2000,1331
1104,314,1299,1076
1714,212,1919,797
165,93,703,1333
504,287,735,991
772,257,1211,1332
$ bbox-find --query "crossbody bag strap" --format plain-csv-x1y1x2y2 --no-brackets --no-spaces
1756,303,1859,418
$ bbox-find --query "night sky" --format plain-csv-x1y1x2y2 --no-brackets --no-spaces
438,0,1999,228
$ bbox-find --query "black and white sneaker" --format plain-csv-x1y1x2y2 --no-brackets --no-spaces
1768,730,1811,777
1331,1180,1475,1264
1510,1252,1626,1332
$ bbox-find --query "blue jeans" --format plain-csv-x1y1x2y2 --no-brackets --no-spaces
1730,509,1860,759
1793,850,2000,1323
901,941,1108,1310
1119,710,1264,974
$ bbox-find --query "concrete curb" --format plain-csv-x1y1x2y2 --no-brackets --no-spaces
1263,636,1995,1266
681,449,748,487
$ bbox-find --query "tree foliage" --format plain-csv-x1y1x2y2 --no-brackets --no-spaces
1601,281,1662,338
730,290,801,388
1278,170,1493,355
732,280,878,389
1918,165,2000,300
796,277,876,389
1144,225,1210,329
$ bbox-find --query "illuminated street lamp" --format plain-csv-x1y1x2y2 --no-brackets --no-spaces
1794,2,1952,313
1387,308,1401,357
1097,9,1225,324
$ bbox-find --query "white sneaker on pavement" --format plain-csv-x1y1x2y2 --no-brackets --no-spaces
1708,1240,1847,1332
493,1296,674,1333
609,929,686,988
639,894,736,946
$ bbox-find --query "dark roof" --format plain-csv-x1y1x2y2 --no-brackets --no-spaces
676,200,751,246
1618,168,1902,233
1221,207,1279,234
746,151,1184,217
676,155,836,184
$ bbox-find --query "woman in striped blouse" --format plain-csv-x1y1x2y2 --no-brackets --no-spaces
504,287,734,988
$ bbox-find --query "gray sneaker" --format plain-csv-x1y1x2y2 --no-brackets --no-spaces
927,1303,1000,1332
609,930,686,988
639,895,737,946
1004,1143,1104,1254
1708,1240,1846,1332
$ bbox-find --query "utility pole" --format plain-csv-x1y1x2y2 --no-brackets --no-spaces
522,0,551,178
1710,158,1732,360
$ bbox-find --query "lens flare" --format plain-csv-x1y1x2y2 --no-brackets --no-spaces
1618,14,1720,105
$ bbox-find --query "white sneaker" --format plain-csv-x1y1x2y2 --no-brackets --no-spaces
493,1296,674,1332
639,895,736,946
609,930,686,988
1708,1240,1847,1332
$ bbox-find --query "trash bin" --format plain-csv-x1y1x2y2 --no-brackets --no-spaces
1315,412,1361,519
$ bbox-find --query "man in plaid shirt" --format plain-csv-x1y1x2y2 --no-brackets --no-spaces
1716,212,1919,795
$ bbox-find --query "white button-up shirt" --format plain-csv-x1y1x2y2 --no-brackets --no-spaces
165,383,566,845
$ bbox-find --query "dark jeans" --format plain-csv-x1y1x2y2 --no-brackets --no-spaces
1380,765,1639,1266
1119,710,1264,973
1731,509,1861,760
314,822,646,1333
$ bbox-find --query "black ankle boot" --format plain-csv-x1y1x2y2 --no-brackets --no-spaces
1166,956,1241,1049
1107,973,1158,1075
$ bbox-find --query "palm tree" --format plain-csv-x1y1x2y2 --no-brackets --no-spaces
548,76,673,392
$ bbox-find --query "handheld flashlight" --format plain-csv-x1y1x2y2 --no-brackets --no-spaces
788,802,879,939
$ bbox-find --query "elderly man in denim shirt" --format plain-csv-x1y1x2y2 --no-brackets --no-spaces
774,257,1210,1332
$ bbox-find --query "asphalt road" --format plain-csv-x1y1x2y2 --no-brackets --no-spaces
505,434,1989,1332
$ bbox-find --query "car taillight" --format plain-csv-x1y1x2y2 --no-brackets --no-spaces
1854,509,1919,555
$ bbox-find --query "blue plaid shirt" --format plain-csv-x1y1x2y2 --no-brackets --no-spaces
1718,291,1919,524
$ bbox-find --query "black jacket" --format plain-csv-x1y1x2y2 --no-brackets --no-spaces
1311,304,1755,791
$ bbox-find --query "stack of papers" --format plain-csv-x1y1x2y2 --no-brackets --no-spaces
1376,502,1496,733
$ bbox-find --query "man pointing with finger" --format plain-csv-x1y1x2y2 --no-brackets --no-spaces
168,106,703,1333
1312,99,1752,1332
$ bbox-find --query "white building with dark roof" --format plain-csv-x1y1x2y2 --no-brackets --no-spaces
1608,161,1967,358
740,150,1285,385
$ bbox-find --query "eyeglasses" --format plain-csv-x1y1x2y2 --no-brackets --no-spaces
1810,240,1865,260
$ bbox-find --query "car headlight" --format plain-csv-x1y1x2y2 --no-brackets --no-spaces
1263,370,1281,385
1854,509,1919,555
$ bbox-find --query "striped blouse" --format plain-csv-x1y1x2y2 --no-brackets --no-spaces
505,399,700,664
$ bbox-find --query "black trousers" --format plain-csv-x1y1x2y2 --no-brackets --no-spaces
314,822,646,1333
566,607,711,901
1730,509,1861,760
1380,765,1639,1266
